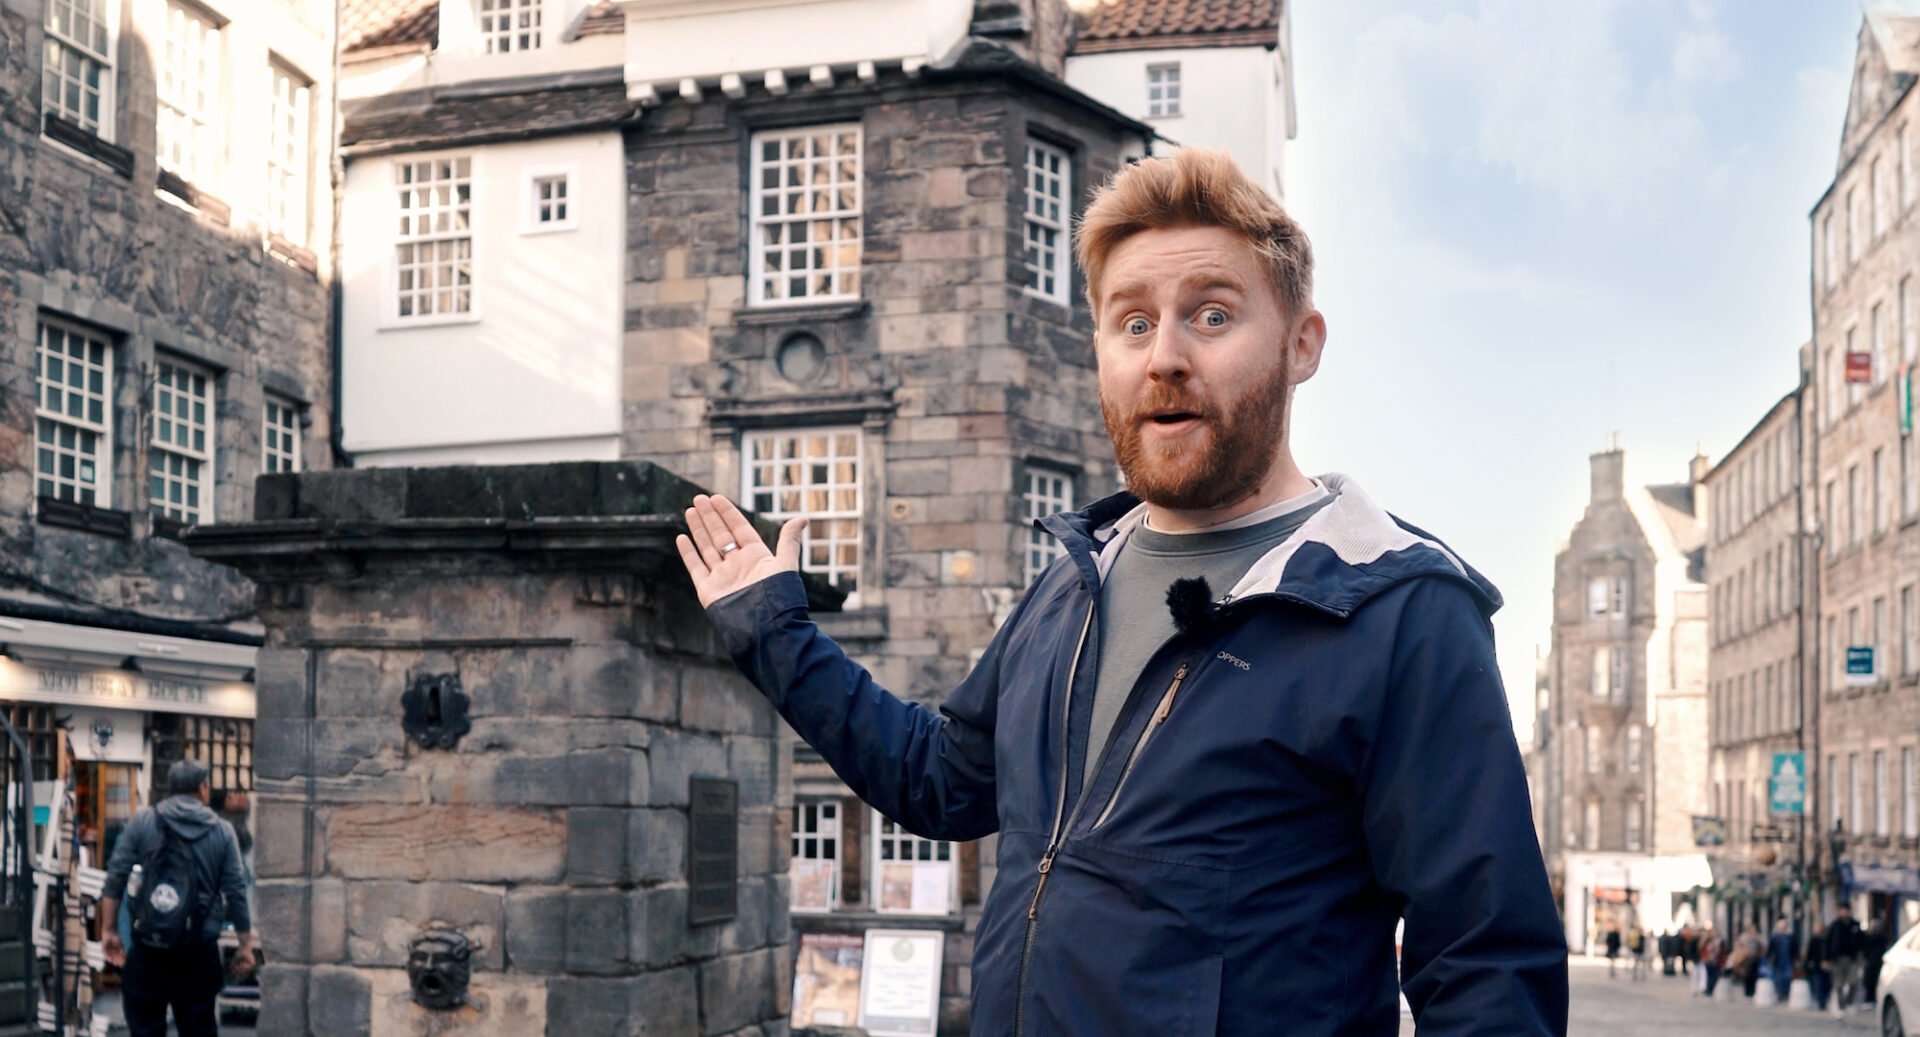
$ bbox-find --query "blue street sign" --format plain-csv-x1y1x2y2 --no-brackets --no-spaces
1847,646,1877,686
1770,751,1806,816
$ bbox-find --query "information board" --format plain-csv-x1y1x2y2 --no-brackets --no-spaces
857,929,944,1037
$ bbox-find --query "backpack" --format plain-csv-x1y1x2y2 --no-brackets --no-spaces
130,814,213,950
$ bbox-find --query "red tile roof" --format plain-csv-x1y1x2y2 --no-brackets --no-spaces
341,0,621,54
1073,0,1282,52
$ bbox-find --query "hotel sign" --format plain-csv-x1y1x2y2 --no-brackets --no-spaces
0,660,253,718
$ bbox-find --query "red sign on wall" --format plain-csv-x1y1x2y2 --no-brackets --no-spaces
1847,351,1874,383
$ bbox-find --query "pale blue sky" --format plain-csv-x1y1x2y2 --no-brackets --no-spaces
1282,1,1866,740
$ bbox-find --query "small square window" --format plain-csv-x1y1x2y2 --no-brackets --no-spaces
523,168,576,233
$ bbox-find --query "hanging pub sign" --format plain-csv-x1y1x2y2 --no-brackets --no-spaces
1848,351,1874,384
1691,815,1728,847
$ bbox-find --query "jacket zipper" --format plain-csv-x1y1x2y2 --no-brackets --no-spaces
1089,661,1190,830
1014,603,1094,1037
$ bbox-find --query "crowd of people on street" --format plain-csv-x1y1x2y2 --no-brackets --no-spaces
1600,903,1895,1018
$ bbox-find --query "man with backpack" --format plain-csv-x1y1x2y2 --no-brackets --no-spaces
98,760,256,1037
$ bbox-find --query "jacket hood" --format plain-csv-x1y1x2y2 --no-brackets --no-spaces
1040,473,1502,618
157,795,220,840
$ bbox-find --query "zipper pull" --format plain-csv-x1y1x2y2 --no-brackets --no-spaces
1028,847,1059,919
1152,664,1189,725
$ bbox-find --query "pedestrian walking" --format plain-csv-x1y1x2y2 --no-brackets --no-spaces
1606,925,1622,979
1700,925,1726,997
1680,924,1697,977
1865,917,1891,1009
1628,927,1651,981
1725,924,1763,998
1826,903,1866,1017
98,761,256,1037
1805,929,1832,1009
678,148,1571,1036
1766,917,1795,1004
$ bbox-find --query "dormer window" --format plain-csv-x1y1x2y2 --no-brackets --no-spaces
480,0,541,53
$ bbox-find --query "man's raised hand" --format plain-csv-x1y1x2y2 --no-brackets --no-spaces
676,494,808,608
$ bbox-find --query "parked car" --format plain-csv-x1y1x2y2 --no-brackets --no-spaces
1878,921,1920,1036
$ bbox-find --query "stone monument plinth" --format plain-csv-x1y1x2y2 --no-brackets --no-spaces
187,462,796,1036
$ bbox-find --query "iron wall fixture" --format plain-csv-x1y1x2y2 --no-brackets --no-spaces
401,672,471,750
407,929,473,1010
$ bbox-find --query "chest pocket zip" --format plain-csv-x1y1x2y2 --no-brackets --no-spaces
1090,660,1191,831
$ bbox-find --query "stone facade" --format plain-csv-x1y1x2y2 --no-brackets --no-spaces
336,1,1150,1028
1702,391,1808,907
0,0,334,630
188,461,794,1037
1546,449,1711,945
1806,14,1920,928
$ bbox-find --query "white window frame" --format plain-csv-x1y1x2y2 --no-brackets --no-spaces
1584,726,1600,774
43,0,117,139
521,164,577,234
1022,139,1072,304
1905,747,1918,840
389,154,477,326
742,428,863,606
34,318,115,509
748,124,863,306
1583,800,1600,850
1610,575,1626,618
871,813,953,916
1624,799,1643,853
156,0,222,188
478,0,542,53
1877,749,1892,838
1830,754,1842,832
1587,577,1607,617
790,797,840,914
1625,726,1642,773
1609,648,1626,703
262,395,300,475
1851,752,1865,833
1146,61,1181,118
265,59,312,247
148,355,215,524
1022,466,1073,584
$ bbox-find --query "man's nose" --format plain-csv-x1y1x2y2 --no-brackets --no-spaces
1145,322,1191,382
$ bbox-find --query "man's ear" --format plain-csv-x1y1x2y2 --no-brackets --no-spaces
1286,309,1327,385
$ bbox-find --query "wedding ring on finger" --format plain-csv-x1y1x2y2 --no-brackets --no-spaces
720,541,739,557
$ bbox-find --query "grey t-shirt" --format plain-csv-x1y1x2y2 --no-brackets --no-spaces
1083,486,1331,787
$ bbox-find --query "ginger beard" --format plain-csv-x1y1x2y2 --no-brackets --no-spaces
1102,345,1291,512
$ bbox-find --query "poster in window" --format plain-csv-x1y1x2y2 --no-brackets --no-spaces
858,929,944,1037
791,932,864,1029
793,858,835,912
879,861,951,914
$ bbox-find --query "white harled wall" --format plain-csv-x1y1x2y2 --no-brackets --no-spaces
339,132,625,466
1066,44,1290,197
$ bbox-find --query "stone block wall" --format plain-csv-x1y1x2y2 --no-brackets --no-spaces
0,0,335,622
190,462,793,1037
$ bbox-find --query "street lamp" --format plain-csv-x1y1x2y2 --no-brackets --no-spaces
1829,819,1849,910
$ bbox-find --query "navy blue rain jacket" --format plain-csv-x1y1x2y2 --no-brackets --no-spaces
709,474,1568,1036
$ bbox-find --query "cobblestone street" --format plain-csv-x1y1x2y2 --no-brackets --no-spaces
1499,958,1873,1036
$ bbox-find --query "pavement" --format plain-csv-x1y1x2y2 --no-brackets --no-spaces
1398,955,1878,1035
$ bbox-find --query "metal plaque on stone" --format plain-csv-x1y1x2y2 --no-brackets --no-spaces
688,777,738,925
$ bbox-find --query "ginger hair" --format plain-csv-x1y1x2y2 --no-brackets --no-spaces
1075,148,1314,320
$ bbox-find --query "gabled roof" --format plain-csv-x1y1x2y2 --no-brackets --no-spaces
341,0,436,54
1070,0,1282,54
342,0,622,55
1837,14,1920,171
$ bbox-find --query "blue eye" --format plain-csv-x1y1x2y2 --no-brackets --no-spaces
1125,317,1151,336
1201,309,1228,327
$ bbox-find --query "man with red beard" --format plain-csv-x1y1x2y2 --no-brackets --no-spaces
678,149,1566,1036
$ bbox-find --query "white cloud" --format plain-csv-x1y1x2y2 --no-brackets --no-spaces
1334,0,1739,213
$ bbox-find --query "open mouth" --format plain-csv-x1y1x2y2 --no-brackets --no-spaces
1147,411,1203,426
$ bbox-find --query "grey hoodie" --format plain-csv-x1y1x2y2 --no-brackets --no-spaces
102,794,251,941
